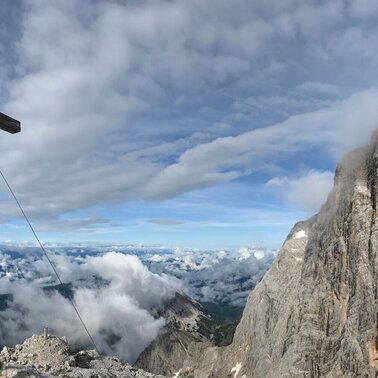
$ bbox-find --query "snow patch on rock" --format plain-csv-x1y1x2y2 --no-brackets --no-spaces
293,230,306,239
172,368,182,378
231,362,242,377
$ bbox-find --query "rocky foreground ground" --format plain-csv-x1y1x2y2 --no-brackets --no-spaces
0,333,165,378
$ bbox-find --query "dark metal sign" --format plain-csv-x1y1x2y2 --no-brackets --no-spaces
0,112,21,133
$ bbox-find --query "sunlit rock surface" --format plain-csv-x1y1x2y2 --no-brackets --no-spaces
0,334,165,378
141,134,378,377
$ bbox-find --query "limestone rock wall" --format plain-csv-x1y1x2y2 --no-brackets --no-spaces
177,135,378,377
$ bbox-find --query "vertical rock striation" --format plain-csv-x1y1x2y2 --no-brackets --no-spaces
173,134,378,377
232,135,378,377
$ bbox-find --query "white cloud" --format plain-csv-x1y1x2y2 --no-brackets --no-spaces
0,0,378,224
267,170,334,213
0,252,179,362
86,252,177,310
0,244,276,342
146,246,276,306
349,0,378,19
146,89,378,199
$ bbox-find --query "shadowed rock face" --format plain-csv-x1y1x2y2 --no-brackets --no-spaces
152,134,378,378
282,140,378,378
135,291,213,377
223,136,378,377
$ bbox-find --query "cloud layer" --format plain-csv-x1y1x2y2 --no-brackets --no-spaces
0,243,275,360
1,0,378,230
0,251,178,362
267,170,334,213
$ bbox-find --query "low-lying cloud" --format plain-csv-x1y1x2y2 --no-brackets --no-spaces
0,252,179,362
267,170,334,213
0,243,276,360
144,246,276,307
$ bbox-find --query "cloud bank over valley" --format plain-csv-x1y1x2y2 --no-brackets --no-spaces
0,244,275,361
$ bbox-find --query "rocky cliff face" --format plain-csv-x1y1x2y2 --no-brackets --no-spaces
174,218,316,378
142,135,378,377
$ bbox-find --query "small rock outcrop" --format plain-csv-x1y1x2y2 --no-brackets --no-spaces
0,333,165,377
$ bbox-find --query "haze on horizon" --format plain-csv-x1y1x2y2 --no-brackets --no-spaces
1,0,378,249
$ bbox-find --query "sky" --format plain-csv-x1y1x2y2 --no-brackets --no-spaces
1,0,378,248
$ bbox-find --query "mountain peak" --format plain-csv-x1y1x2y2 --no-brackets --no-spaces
140,133,378,377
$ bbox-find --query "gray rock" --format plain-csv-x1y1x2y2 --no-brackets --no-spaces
134,291,214,377
0,346,12,363
142,133,378,377
136,329,212,377
0,333,166,378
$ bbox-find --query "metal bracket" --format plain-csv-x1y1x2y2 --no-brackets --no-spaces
0,112,21,133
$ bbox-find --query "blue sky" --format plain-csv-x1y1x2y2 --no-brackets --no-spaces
1,0,378,248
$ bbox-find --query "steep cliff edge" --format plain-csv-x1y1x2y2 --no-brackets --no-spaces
160,134,378,377
176,218,315,378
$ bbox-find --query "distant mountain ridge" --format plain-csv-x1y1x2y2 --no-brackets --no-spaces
136,291,241,377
